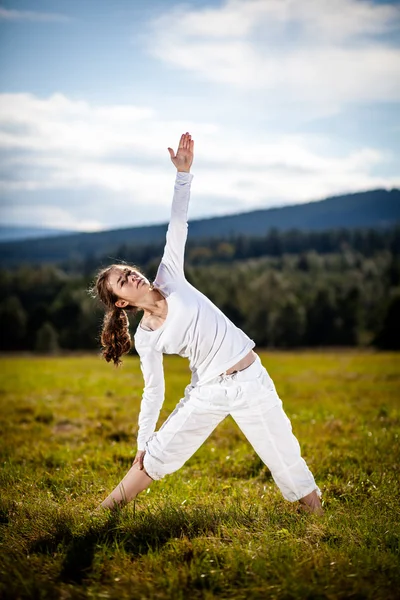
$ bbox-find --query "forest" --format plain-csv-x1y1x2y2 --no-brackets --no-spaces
0,225,399,353
0,187,399,267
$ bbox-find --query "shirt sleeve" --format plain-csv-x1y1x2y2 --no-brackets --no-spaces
155,171,194,283
136,346,165,451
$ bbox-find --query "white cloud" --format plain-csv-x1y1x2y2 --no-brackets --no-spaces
153,0,400,40
0,202,102,232
0,7,71,23
0,93,216,158
146,0,400,109
0,92,398,230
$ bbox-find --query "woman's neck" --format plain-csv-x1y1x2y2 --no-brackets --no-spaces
139,289,167,318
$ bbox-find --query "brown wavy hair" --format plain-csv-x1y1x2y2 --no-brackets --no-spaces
91,264,142,366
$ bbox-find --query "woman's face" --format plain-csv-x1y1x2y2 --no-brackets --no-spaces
107,266,152,308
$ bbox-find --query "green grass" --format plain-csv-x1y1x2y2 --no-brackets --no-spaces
0,351,399,599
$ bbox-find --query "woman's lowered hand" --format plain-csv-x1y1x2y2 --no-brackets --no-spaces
132,450,146,470
168,132,194,173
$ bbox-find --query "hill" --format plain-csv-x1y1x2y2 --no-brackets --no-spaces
0,188,399,266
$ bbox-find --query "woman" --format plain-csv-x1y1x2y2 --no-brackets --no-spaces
94,132,323,514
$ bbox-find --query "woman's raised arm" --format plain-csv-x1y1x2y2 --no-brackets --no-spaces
156,133,195,281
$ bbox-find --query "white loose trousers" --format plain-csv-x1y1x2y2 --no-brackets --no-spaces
143,356,321,502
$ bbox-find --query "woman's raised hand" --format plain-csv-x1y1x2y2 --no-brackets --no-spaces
168,132,194,173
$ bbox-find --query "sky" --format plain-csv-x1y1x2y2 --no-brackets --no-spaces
0,0,399,232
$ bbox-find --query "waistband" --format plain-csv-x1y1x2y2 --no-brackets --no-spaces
223,353,260,374
208,354,263,385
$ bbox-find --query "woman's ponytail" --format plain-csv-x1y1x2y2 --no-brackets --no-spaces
100,307,131,366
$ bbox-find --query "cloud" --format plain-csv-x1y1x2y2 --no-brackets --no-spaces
0,201,102,232
0,7,71,23
146,0,400,111
156,0,399,40
0,92,398,230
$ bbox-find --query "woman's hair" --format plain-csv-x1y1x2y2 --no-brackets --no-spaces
91,264,140,367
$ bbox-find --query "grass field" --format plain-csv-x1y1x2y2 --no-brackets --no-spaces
0,351,399,600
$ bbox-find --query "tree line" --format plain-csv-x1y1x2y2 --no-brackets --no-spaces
58,225,400,275
0,226,399,353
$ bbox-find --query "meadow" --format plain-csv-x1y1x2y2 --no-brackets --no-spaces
0,351,399,599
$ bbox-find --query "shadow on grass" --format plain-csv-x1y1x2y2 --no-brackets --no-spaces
217,455,272,480
29,500,276,584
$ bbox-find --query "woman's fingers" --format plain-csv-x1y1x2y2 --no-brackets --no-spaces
136,452,144,470
179,132,191,151
132,450,146,470
132,450,145,468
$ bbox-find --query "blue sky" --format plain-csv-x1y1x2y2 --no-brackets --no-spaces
0,0,399,231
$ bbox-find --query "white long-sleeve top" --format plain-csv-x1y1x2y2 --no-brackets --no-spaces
134,172,255,450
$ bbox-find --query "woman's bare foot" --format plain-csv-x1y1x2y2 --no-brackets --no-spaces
299,490,324,515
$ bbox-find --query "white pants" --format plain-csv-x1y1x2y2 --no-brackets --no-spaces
143,356,321,502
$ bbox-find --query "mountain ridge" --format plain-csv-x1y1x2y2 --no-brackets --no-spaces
1,188,399,266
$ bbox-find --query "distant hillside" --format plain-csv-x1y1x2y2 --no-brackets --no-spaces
0,226,75,242
0,188,399,266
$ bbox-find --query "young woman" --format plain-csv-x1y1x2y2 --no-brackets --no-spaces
94,133,323,514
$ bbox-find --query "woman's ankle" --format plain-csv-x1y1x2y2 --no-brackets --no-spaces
299,490,324,515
